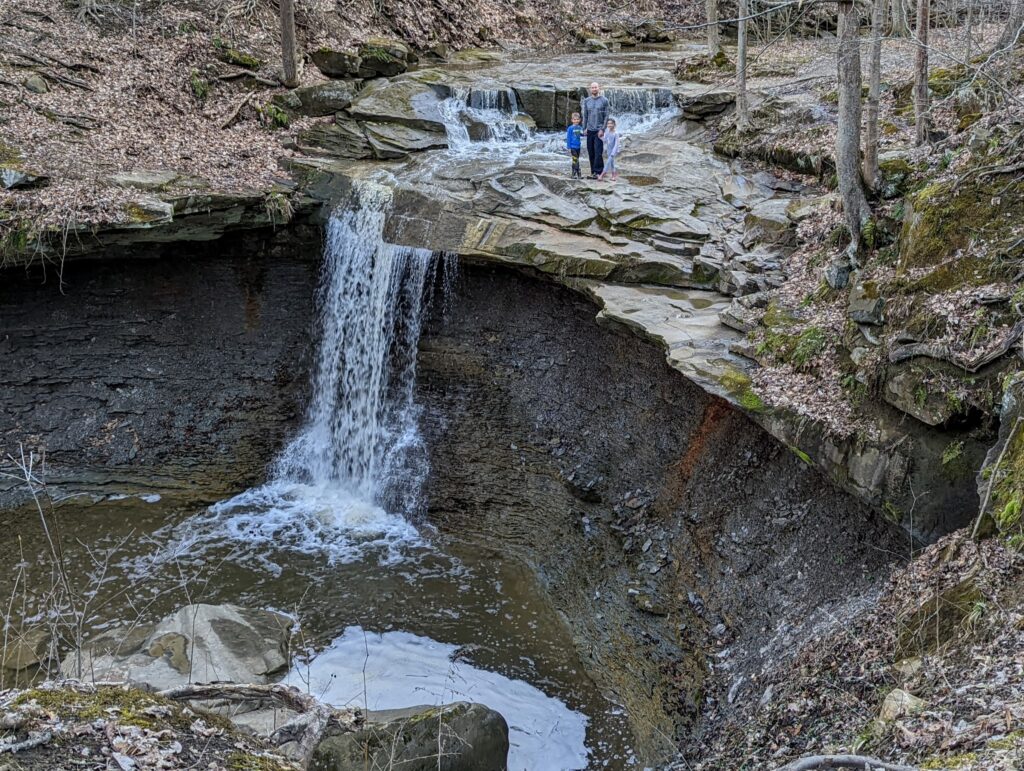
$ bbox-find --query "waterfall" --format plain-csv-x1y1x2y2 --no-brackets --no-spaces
206,185,449,564
439,87,532,152
603,88,678,134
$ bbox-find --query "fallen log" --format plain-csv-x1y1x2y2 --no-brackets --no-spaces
773,754,918,771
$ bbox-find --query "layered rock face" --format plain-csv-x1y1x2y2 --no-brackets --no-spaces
0,238,318,501
416,265,907,763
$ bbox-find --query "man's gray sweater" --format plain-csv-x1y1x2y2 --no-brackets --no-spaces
581,94,609,132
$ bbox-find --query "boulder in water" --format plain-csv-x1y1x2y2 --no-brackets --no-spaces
1,627,53,685
311,702,509,771
511,85,582,130
61,603,292,690
420,41,449,62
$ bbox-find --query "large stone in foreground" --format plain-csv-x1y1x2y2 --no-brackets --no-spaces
61,604,292,689
311,702,509,771
347,74,450,131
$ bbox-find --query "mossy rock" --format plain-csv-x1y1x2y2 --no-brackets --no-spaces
928,65,969,98
717,366,768,413
215,45,263,70
980,373,1024,541
957,112,982,132
311,702,508,771
899,174,1024,273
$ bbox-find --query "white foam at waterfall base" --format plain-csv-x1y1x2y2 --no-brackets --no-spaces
200,187,444,566
286,626,591,771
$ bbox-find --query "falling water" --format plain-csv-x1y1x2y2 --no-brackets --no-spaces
439,87,533,151
603,87,678,134
204,185,450,563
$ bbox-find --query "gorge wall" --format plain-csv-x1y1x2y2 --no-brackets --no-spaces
417,264,908,761
0,246,908,765
0,234,319,504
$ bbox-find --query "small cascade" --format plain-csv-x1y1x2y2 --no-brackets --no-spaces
603,87,678,134
205,184,453,563
439,86,533,151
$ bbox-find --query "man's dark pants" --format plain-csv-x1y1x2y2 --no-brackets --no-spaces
586,129,604,176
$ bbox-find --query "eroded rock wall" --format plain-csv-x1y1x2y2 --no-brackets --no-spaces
0,235,319,500
417,265,909,763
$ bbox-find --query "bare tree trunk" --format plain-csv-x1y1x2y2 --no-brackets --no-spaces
965,0,974,62
707,0,721,56
864,0,885,189
837,0,870,245
736,0,749,130
996,0,1024,50
280,0,299,88
914,0,930,145
890,0,912,36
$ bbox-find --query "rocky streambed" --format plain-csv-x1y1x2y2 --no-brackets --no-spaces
0,44,972,770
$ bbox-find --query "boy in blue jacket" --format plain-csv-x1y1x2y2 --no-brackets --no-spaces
565,112,583,179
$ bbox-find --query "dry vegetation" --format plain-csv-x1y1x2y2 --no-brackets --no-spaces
686,531,1024,771
0,0,697,243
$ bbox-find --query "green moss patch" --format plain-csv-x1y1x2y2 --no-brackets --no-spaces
899,175,1024,273
214,38,263,70
985,409,1024,541
15,686,181,730
718,367,768,413
755,302,827,372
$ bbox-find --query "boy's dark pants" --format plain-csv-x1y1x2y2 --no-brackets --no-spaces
570,148,581,177
586,130,604,175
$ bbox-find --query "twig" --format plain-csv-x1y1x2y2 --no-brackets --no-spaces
0,731,54,754
38,68,94,91
25,101,99,130
216,69,280,87
219,91,254,129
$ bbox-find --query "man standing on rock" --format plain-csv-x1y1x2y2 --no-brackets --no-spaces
581,82,609,179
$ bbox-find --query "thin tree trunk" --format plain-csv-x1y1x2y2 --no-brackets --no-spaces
736,0,749,130
914,0,930,145
837,0,870,245
996,0,1024,50
280,0,299,88
707,0,721,56
965,0,973,62
890,0,911,36
864,0,885,189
